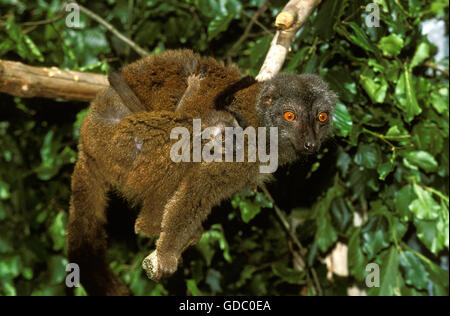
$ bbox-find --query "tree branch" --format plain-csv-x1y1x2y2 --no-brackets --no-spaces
0,1,321,101
76,3,149,58
259,184,323,296
256,0,322,81
226,0,270,61
424,61,449,78
0,60,108,101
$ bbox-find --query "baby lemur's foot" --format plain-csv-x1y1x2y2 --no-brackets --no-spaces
142,251,178,282
187,73,203,87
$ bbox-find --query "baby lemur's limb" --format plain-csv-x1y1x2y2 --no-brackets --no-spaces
175,74,203,113
108,70,146,113
134,74,204,239
213,75,257,128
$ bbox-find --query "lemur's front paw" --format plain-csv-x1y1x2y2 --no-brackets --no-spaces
142,251,178,282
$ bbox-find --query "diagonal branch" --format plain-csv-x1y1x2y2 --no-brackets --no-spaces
259,184,323,296
226,0,271,61
256,0,322,81
76,3,149,58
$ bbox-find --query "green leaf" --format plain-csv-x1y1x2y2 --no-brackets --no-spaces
238,199,260,223
354,144,381,169
395,68,422,122
362,217,390,259
197,224,231,266
249,35,272,69
341,22,376,53
186,279,203,296
399,251,429,290
0,255,22,278
49,212,67,251
337,150,351,177
429,88,449,114
409,184,440,220
410,42,430,69
348,229,366,281
73,108,89,140
233,190,269,223
271,261,304,284
23,35,44,62
205,268,222,293
426,260,449,296
0,179,11,200
285,47,309,71
333,103,353,137
0,39,14,56
414,217,446,255
412,122,443,156
74,286,88,296
360,67,388,103
377,160,393,181
47,255,68,284
377,247,401,296
394,184,416,222
316,215,338,252
386,125,409,138
330,197,353,232
315,0,349,40
35,130,76,180
5,16,23,42
403,151,438,173
3,279,16,296
208,13,235,41
378,34,404,57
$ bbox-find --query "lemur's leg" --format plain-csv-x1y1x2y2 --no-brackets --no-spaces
134,198,165,238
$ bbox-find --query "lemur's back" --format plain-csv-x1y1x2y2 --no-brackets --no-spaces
121,49,242,116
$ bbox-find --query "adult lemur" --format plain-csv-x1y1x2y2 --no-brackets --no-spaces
67,49,337,296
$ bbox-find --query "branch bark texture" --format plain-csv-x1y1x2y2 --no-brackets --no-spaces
256,0,322,81
0,60,108,101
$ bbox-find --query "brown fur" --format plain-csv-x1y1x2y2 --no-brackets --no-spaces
67,49,336,296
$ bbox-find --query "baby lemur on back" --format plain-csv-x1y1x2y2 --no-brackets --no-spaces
67,49,337,296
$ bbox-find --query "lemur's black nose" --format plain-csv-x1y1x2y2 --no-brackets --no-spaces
304,141,317,152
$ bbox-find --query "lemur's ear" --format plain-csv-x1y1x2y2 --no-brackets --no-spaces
108,70,146,113
258,80,281,108
214,76,256,111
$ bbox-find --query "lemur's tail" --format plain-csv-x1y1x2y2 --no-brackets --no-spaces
67,151,130,296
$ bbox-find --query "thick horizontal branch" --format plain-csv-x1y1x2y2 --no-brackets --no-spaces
0,1,322,102
0,60,108,102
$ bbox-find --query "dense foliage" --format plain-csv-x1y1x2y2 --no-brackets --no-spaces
0,0,448,296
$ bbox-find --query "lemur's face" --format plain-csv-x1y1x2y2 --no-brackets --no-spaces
256,73,337,161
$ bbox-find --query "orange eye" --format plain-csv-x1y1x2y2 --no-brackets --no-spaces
318,112,328,122
284,111,295,122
